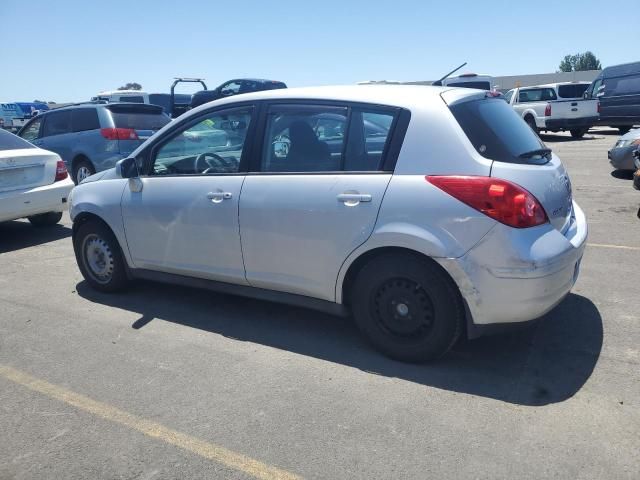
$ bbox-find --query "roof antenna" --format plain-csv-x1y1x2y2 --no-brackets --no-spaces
432,62,467,86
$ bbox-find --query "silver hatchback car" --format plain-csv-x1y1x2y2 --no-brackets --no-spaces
69,86,587,362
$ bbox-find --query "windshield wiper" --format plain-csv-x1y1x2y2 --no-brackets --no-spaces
519,147,552,159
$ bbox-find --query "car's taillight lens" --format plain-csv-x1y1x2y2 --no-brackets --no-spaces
544,103,552,116
426,176,548,228
55,160,68,182
100,127,139,140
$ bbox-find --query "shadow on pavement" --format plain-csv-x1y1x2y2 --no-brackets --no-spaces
77,281,602,407
0,220,71,254
610,169,634,180
540,133,599,143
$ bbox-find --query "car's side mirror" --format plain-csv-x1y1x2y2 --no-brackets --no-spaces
583,91,589,99
116,156,139,178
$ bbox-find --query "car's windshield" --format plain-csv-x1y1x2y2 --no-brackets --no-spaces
0,129,36,151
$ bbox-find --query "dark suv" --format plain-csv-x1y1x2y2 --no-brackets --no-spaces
190,79,286,109
18,103,171,184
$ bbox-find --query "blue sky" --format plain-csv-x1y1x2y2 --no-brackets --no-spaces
1,0,637,102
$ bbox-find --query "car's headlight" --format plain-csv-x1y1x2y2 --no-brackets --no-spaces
616,139,640,149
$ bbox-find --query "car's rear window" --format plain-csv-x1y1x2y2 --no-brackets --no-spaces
107,105,170,130
0,129,35,150
449,97,548,164
557,84,589,99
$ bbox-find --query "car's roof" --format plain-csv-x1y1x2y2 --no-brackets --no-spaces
193,85,465,111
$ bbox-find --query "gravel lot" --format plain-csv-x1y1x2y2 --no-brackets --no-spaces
1,128,639,479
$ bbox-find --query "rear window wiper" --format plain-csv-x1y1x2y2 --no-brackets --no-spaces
518,147,552,159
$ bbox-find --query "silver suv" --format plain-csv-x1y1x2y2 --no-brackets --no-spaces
69,86,587,362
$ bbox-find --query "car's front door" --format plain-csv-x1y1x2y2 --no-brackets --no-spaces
239,103,402,301
121,105,255,284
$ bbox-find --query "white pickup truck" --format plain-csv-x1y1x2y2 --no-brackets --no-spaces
505,82,599,138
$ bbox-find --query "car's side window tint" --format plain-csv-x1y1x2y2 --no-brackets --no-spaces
344,110,395,172
72,109,100,132
41,111,71,137
20,118,42,141
262,105,347,172
152,107,253,176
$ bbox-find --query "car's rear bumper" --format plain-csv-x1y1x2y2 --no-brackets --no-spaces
437,201,588,327
0,178,73,222
544,116,598,130
608,146,636,170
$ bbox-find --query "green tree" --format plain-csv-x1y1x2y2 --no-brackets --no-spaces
558,51,602,72
118,82,143,91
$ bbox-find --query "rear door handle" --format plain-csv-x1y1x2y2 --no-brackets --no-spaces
337,193,372,204
207,191,233,203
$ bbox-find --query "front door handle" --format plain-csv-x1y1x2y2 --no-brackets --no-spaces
207,191,233,203
337,193,372,205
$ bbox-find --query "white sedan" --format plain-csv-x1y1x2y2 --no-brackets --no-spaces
0,129,73,226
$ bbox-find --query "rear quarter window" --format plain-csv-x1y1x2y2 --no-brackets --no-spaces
450,98,548,164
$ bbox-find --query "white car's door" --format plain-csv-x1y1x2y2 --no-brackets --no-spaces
239,103,405,301
121,106,256,284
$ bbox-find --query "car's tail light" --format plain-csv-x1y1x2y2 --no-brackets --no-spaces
544,103,552,116
426,176,548,228
597,101,601,114
100,127,139,140
55,160,68,182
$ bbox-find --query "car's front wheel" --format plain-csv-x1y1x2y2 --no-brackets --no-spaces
28,211,63,227
350,252,464,363
73,220,129,292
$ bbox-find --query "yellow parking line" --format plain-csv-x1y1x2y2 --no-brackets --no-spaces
588,243,640,251
0,364,301,480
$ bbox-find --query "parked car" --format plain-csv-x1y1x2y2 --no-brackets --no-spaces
0,129,73,226
609,128,640,171
189,79,287,109
440,73,493,91
69,85,587,363
505,83,599,138
17,103,171,184
91,90,149,104
584,61,640,134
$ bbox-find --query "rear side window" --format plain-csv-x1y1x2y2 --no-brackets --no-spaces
72,109,100,132
0,129,35,150
518,88,557,102
557,84,589,99
108,108,170,130
450,98,547,164
42,110,71,137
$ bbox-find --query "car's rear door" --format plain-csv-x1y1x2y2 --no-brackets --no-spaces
238,102,405,301
121,105,255,284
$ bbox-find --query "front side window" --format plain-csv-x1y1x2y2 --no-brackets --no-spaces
504,90,514,103
19,117,43,141
262,105,347,172
152,107,253,175
41,110,71,137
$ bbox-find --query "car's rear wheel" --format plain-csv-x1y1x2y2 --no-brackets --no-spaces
73,221,129,292
73,159,95,185
28,211,63,227
570,128,588,139
350,253,464,363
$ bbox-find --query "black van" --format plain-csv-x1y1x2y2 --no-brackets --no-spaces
585,61,640,134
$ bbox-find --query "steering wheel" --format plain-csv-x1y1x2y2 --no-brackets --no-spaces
194,152,228,174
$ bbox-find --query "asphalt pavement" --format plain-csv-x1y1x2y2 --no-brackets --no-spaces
0,128,638,479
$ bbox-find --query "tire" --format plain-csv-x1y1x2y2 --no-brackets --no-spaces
28,211,63,227
73,159,95,185
524,116,538,134
570,128,588,139
73,220,129,292
618,126,632,135
350,253,464,363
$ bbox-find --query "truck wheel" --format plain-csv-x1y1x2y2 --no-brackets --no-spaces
350,252,464,363
524,116,538,134
28,211,63,227
570,128,588,139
